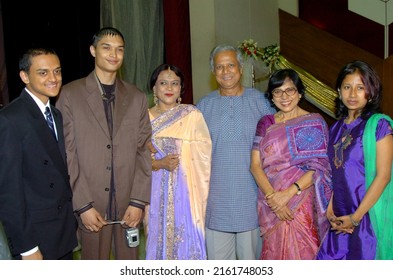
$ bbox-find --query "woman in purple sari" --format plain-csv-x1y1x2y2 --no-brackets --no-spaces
251,69,332,259
317,61,393,260
144,64,212,260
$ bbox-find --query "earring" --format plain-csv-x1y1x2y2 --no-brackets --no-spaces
177,97,182,105
153,94,159,105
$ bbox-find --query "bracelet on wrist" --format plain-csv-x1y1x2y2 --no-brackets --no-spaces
151,153,160,171
294,182,302,195
349,214,360,227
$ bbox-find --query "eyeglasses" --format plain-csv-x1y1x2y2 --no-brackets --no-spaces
272,87,298,98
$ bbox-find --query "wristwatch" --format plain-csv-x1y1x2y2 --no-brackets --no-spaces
294,182,302,195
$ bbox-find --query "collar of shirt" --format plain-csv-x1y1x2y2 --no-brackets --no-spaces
25,88,51,117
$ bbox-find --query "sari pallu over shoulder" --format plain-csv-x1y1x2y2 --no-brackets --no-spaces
258,114,332,242
146,104,211,260
363,113,393,260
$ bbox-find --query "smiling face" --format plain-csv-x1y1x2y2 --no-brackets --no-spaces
339,71,368,117
153,69,181,109
90,34,125,75
19,53,62,104
213,50,242,91
271,77,301,114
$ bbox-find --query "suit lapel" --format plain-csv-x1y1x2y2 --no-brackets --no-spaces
51,106,66,161
20,91,69,180
86,72,111,139
113,80,129,138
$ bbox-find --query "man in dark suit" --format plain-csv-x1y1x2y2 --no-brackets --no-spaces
0,47,77,260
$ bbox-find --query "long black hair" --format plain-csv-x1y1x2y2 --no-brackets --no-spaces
335,60,382,119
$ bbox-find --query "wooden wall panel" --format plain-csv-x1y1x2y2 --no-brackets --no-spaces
298,0,385,58
279,9,393,121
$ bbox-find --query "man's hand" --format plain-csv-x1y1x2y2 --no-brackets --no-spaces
122,205,143,228
80,208,107,232
22,249,43,260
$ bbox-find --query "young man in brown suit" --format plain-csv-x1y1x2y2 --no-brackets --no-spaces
56,27,152,259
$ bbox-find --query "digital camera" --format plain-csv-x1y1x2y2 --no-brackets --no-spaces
125,227,140,247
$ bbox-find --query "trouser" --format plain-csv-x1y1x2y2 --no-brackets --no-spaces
205,227,260,260
79,224,138,260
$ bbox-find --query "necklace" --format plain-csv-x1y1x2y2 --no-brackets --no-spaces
333,127,352,168
276,107,304,123
155,105,175,115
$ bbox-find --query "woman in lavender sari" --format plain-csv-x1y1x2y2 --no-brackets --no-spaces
144,64,212,260
251,69,332,259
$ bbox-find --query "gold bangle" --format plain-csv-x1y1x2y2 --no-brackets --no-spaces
151,153,159,171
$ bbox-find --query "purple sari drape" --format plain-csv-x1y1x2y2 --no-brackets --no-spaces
254,113,332,259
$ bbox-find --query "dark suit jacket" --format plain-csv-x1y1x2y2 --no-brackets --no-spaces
0,90,77,259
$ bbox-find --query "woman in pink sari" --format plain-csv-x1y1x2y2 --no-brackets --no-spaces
250,69,332,259
144,64,212,260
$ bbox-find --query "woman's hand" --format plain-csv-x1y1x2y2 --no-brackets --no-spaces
266,191,294,221
330,215,355,234
266,190,291,212
159,154,180,171
326,198,341,228
274,205,294,221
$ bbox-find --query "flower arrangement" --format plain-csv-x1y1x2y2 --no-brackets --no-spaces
238,39,263,60
238,39,280,68
261,44,280,68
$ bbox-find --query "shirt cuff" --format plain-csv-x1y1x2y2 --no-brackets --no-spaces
129,199,146,210
75,203,93,216
21,246,39,256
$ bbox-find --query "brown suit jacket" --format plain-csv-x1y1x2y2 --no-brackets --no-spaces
56,71,152,218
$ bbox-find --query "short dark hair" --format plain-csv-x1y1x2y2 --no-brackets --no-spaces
91,27,125,47
19,47,58,73
149,64,185,96
266,68,305,107
335,60,382,119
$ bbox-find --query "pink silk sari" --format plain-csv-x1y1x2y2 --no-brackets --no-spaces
253,113,332,259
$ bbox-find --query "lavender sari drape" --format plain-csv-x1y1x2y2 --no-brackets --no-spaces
253,113,332,259
145,104,211,260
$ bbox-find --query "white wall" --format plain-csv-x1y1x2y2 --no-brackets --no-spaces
190,0,284,103
278,0,298,17
189,0,216,104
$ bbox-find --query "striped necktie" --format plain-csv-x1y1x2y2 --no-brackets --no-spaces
44,106,57,141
